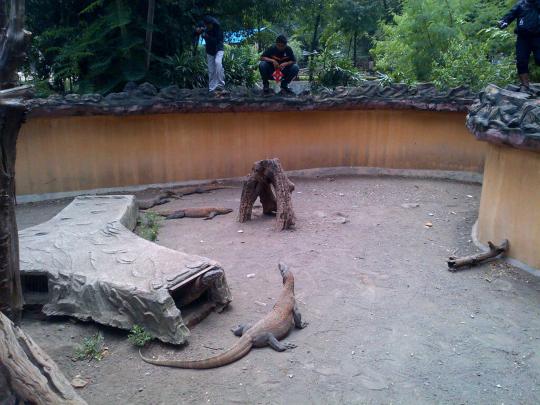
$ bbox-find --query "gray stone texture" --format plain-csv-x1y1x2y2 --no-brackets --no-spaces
25,82,476,118
467,84,540,152
18,195,232,345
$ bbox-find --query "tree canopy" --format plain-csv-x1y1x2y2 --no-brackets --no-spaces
22,0,524,94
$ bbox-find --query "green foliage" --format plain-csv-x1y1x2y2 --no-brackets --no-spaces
432,31,515,91
311,34,364,87
136,212,162,242
161,50,208,89
74,333,105,361
128,325,154,347
372,0,519,88
223,45,258,87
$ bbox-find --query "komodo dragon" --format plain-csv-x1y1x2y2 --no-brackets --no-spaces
140,263,307,369
159,207,233,220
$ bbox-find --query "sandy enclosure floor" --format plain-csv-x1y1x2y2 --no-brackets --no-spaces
16,175,540,405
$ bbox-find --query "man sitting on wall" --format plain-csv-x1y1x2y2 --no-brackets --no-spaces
259,35,299,95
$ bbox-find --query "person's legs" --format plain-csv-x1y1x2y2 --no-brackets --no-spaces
207,53,217,91
259,61,274,89
214,50,225,90
516,35,532,89
280,63,299,89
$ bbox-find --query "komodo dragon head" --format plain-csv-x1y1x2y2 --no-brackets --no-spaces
278,262,294,285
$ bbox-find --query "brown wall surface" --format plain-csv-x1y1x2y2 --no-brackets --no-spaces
16,110,485,196
477,144,540,269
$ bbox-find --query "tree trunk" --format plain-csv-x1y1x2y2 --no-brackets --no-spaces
353,30,358,67
0,312,87,404
447,240,509,271
308,5,322,82
145,0,156,70
0,103,25,323
238,158,296,231
0,0,29,323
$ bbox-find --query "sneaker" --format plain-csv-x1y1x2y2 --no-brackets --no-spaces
280,86,294,95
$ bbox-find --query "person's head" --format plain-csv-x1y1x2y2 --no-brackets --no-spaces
276,35,288,51
203,15,214,30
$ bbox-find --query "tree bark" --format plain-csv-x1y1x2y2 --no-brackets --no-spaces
238,158,296,231
308,4,322,82
145,0,156,70
0,0,30,323
0,103,24,323
447,240,509,271
0,311,87,404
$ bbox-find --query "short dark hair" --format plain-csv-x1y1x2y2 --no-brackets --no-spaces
276,35,288,45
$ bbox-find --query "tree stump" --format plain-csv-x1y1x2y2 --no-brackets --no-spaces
238,158,296,230
0,312,87,404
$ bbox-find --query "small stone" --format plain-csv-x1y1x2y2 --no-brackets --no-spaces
338,193,345,196
401,203,420,209
351,351,355,355
470,314,475,319
466,195,473,198
138,387,144,392
254,301,267,307
424,222,433,228
71,377,89,389
496,384,502,388
246,273,255,278
237,230,244,233
288,374,294,378
428,213,434,217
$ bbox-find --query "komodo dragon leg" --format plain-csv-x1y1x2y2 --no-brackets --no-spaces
293,304,308,329
231,324,251,337
253,333,297,352
203,211,217,220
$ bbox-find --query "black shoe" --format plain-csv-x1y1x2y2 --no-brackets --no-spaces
280,86,294,95
263,86,271,95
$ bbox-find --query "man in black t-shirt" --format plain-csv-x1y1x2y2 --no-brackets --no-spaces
259,35,299,94
195,16,225,93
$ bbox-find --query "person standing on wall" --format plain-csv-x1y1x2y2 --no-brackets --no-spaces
499,0,540,92
195,16,225,94
259,35,299,95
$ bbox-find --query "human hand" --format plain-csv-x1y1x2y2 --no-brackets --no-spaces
272,60,280,69
498,20,508,29
279,63,289,69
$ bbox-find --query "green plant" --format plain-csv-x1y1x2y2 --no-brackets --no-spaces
128,325,154,347
160,49,208,89
136,212,162,242
223,44,258,87
73,332,105,361
311,34,364,87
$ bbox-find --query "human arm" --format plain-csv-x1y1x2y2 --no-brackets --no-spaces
260,48,280,68
499,2,522,28
279,47,296,68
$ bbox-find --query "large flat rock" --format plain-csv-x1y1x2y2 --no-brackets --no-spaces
18,195,232,344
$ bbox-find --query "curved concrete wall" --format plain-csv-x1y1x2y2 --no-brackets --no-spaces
15,109,486,197
477,144,540,270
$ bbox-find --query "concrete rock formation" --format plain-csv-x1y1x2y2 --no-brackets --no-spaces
18,195,232,345
467,84,540,152
25,82,476,118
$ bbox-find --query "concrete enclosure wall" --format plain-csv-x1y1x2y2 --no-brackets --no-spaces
477,144,540,269
16,110,486,197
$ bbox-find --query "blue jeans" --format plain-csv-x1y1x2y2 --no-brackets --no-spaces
259,61,299,88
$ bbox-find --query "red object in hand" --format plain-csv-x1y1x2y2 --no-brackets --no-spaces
272,68,284,83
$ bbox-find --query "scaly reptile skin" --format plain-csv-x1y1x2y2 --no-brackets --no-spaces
162,207,233,220
140,263,307,369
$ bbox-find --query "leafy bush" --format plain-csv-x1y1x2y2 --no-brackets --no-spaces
128,325,154,347
136,212,162,242
161,50,208,89
432,35,514,91
74,332,105,361
311,34,363,87
223,44,258,87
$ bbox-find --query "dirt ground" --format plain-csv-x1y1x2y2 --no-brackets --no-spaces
16,175,540,405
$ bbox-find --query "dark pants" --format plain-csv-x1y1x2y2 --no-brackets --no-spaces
259,61,299,88
516,34,540,74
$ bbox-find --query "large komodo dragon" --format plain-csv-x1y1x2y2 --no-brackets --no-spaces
160,207,233,220
140,263,307,369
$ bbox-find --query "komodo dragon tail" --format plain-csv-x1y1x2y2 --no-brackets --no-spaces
139,335,253,369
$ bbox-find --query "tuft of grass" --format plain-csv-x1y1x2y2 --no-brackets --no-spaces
128,325,154,347
74,332,105,361
136,212,163,241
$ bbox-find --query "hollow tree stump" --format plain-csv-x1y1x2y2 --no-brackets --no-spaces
0,312,87,404
238,158,296,230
